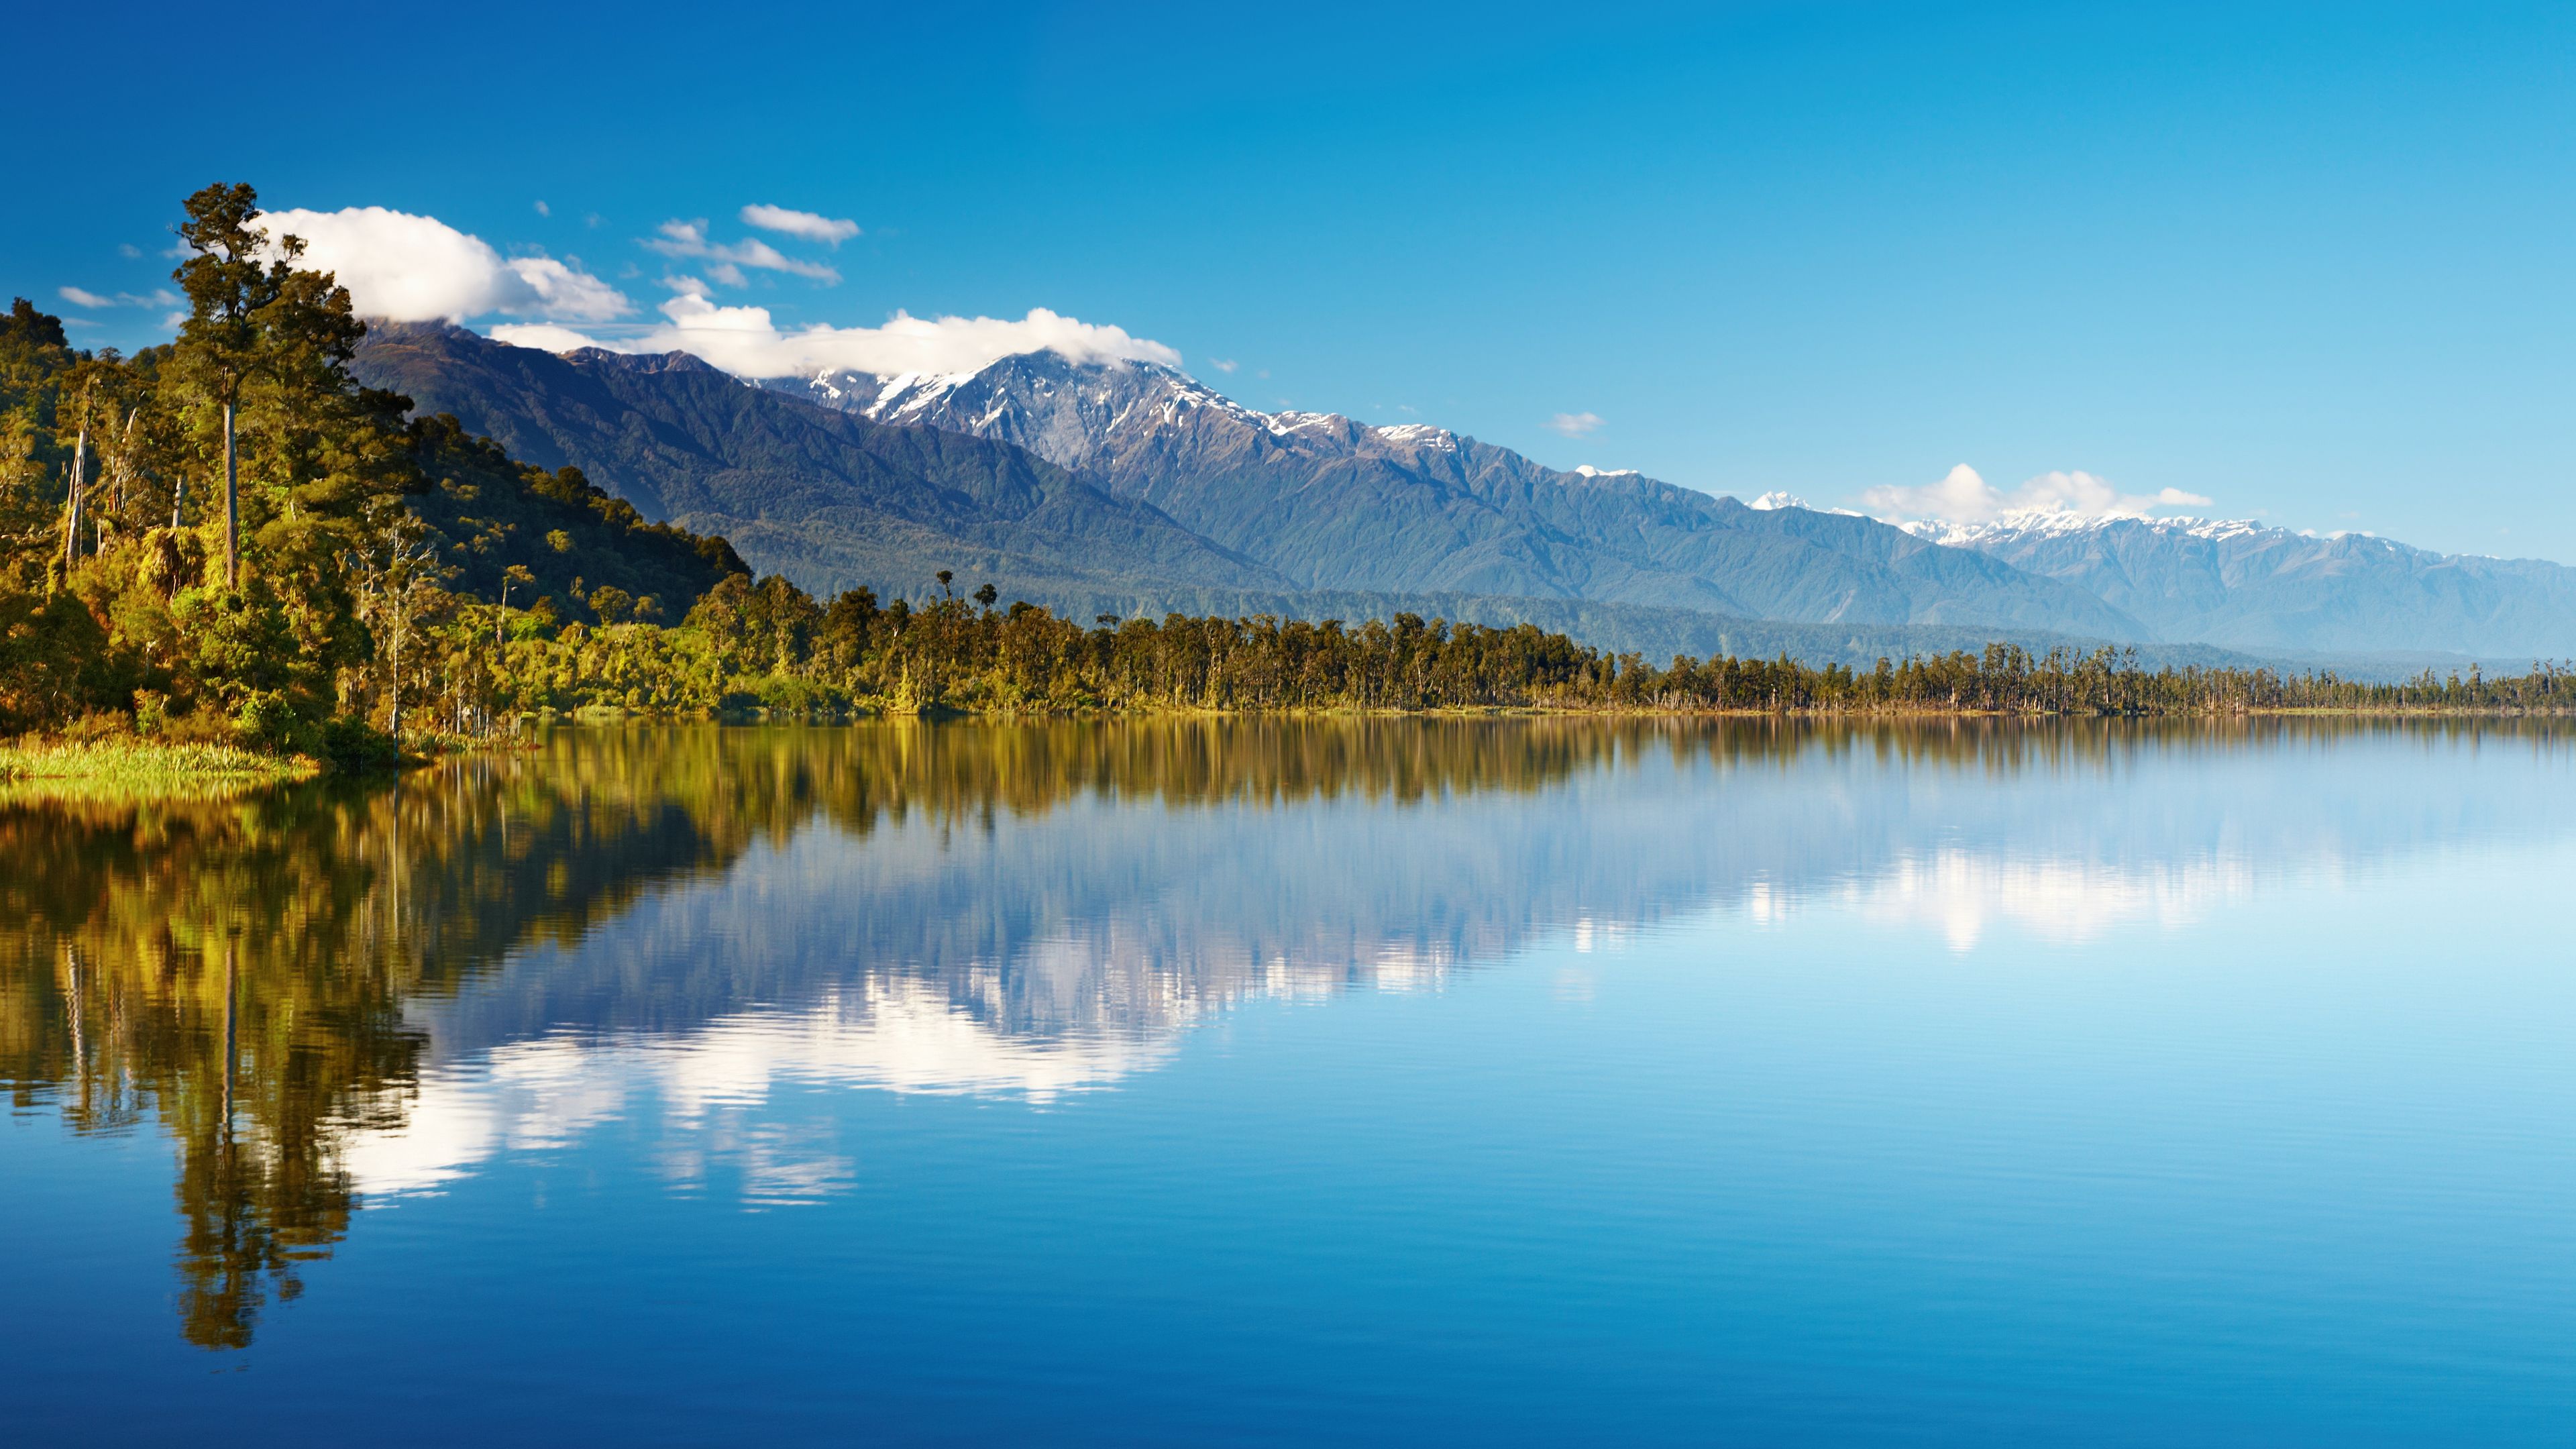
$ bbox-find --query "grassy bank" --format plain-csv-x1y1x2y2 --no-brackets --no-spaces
0,738,321,786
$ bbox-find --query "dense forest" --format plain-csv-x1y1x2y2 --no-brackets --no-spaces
6,182,2573,767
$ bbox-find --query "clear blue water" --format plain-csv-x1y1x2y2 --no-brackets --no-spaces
5,719,2575,1444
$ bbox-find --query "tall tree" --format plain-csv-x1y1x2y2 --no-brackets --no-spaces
0,299,76,570
170,183,280,590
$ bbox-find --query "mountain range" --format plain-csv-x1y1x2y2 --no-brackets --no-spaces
761,352,2141,638
352,323,1283,602
1907,513,2576,659
351,323,2576,669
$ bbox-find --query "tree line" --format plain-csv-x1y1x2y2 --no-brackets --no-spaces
7,181,2574,759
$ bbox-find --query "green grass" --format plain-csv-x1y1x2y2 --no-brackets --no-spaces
0,738,320,784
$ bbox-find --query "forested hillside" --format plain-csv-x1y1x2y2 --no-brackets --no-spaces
409,415,749,623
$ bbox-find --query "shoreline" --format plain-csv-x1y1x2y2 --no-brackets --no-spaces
549,701,2576,723
10,704,2571,792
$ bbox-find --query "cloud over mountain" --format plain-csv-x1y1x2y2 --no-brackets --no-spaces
491,294,1181,379
258,206,631,324
1862,464,2210,525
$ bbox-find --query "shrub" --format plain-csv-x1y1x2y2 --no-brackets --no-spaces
313,716,398,772
588,585,636,623
232,690,301,754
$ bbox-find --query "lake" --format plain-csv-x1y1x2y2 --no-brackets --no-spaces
5,718,2575,1444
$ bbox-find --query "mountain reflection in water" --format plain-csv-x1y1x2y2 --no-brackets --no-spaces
3,716,2569,1349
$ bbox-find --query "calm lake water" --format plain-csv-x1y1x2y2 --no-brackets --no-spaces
5,718,2575,1444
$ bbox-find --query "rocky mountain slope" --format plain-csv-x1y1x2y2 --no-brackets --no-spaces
762,352,2149,640
353,323,1288,600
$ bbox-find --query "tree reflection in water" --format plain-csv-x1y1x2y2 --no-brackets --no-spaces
4,714,2570,1348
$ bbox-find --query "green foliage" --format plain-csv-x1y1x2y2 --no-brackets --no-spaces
0,588,119,729
436,570,2576,720
231,690,299,753
405,414,747,624
311,714,398,772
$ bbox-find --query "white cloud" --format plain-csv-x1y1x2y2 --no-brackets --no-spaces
490,294,1181,380
534,199,551,217
1209,357,1239,373
58,285,180,309
482,322,600,354
1860,464,2212,525
740,203,859,246
117,243,142,259
643,219,840,283
1546,411,1605,438
504,255,630,321
257,206,633,323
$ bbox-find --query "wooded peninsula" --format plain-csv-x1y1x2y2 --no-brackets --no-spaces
7,182,2573,775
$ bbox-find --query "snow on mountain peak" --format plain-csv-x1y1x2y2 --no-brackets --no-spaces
1372,423,1457,451
1899,508,2269,547
1260,411,1350,439
1747,490,1809,511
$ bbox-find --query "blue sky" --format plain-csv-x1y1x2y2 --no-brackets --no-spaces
16,1,2575,558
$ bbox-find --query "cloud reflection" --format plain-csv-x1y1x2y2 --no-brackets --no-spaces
1833,849,2261,951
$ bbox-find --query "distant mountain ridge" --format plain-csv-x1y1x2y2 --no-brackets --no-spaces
1905,511,2576,657
762,352,2151,640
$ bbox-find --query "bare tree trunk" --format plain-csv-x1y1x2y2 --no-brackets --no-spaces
113,408,136,517
222,401,238,589
388,621,401,740
62,424,86,575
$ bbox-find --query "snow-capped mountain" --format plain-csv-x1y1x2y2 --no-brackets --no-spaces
775,355,1499,494
1902,511,2267,549
358,326,2576,663
350,323,1293,602
1900,509,2576,657
761,352,2145,638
